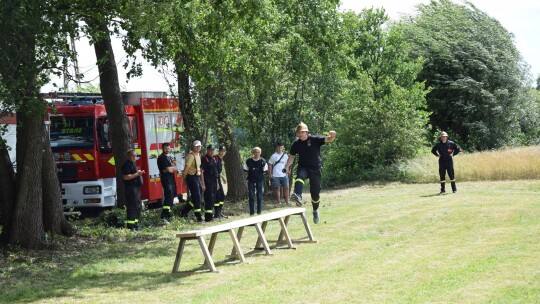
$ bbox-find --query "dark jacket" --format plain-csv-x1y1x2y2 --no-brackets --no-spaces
431,140,461,162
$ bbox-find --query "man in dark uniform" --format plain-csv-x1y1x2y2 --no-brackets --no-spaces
157,142,177,222
285,122,336,224
431,131,462,194
121,149,144,231
201,145,220,222
214,145,228,219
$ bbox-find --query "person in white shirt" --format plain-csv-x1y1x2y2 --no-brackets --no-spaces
268,143,290,205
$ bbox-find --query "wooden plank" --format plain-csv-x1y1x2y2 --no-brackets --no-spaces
277,215,291,243
228,228,247,263
172,238,188,273
254,221,268,249
300,212,317,242
254,223,272,255
197,236,218,273
176,208,307,238
203,233,218,266
230,226,245,256
278,217,295,249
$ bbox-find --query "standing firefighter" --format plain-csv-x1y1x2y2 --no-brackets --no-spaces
180,140,203,222
285,122,336,224
158,142,177,222
201,145,220,222
121,149,144,231
431,131,462,194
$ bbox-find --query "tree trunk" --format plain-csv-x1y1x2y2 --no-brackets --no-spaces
42,127,75,236
216,114,247,202
90,19,133,208
0,133,17,244
10,110,45,248
175,51,202,141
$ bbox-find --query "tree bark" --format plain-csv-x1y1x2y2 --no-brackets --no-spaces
216,111,247,202
10,110,45,248
42,127,75,236
0,133,17,244
175,51,202,141
90,18,133,208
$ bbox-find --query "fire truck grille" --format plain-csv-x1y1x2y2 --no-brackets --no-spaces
57,165,78,179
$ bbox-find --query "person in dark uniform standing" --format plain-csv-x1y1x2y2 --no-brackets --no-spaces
201,145,220,222
431,131,462,194
181,140,203,222
214,145,228,219
121,149,144,231
157,142,177,222
244,147,268,215
285,122,336,224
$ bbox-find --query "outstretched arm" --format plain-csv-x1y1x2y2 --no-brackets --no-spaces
325,130,336,143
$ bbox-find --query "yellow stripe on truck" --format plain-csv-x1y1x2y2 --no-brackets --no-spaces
72,154,83,161
84,154,94,160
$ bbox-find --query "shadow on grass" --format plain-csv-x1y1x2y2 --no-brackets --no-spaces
0,234,191,303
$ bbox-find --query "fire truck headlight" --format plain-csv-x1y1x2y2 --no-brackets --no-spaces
83,186,101,195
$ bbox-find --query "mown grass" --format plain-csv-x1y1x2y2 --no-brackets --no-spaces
399,146,540,183
1,180,539,303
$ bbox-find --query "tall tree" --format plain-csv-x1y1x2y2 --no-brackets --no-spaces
324,8,428,184
401,0,536,149
0,0,74,248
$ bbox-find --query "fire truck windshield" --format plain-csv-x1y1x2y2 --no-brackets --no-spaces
50,117,95,148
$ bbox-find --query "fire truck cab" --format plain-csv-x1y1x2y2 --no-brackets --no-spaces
48,91,186,209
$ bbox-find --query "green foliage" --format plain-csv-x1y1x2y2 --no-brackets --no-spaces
401,0,538,150
323,9,429,186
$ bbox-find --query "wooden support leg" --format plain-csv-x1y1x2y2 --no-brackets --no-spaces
278,217,295,249
203,233,218,266
300,212,317,242
230,226,245,256
198,236,218,273
254,221,268,249
277,215,291,243
254,222,273,255
228,228,247,263
172,238,188,273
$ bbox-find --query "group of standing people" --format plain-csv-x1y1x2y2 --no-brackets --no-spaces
120,123,461,231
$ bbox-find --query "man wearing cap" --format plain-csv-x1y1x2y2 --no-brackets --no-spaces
214,145,228,219
431,131,462,194
201,145,220,222
180,140,203,222
285,122,336,224
157,142,177,222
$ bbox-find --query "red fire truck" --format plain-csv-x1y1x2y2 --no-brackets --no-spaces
47,91,187,209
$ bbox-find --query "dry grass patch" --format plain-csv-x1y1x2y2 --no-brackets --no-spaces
400,146,540,183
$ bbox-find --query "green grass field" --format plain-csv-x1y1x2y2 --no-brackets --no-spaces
1,180,539,303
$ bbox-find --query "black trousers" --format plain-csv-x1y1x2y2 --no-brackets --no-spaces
439,160,456,191
125,186,141,225
293,166,322,210
186,175,202,219
204,178,217,219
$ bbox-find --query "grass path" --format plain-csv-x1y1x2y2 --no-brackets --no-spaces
1,180,539,303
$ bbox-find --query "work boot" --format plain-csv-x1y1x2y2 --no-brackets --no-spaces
451,182,457,193
439,189,446,194
291,193,303,206
313,210,320,224
219,213,228,219
127,224,137,232
205,214,214,222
